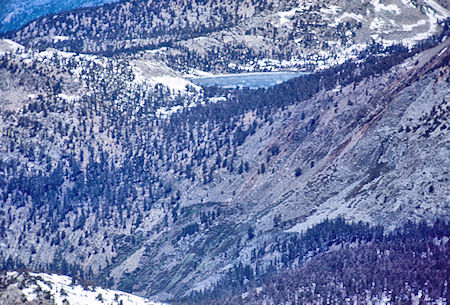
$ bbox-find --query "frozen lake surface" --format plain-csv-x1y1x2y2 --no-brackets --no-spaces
190,71,305,89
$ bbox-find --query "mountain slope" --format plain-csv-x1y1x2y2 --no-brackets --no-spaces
117,38,450,299
3,0,449,72
0,0,449,302
0,0,119,33
0,0,119,34
0,26,448,302
181,219,449,304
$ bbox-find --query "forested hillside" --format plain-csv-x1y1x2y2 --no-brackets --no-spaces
1,32,449,300
4,0,449,72
182,219,449,304
0,0,449,303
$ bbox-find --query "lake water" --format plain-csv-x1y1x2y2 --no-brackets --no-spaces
189,72,305,89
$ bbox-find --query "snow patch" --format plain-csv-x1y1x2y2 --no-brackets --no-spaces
424,0,450,19
372,0,402,15
320,5,339,15
0,39,24,55
132,60,200,92
330,12,365,27
155,105,184,118
208,96,227,103
58,93,80,101
277,8,298,26
402,19,428,32
274,4,311,28
15,272,165,305
51,35,70,43
370,17,386,32
152,75,195,92
380,4,444,47
399,0,415,8
184,69,214,78
38,48,76,59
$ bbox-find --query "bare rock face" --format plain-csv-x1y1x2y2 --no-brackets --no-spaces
241,44,450,233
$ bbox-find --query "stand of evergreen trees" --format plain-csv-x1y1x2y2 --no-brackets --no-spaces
179,218,449,305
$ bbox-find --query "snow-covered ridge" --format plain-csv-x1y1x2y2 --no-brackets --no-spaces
7,271,165,305
131,59,200,92
0,39,24,55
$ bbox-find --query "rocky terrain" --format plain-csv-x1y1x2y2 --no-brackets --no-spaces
0,0,449,304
